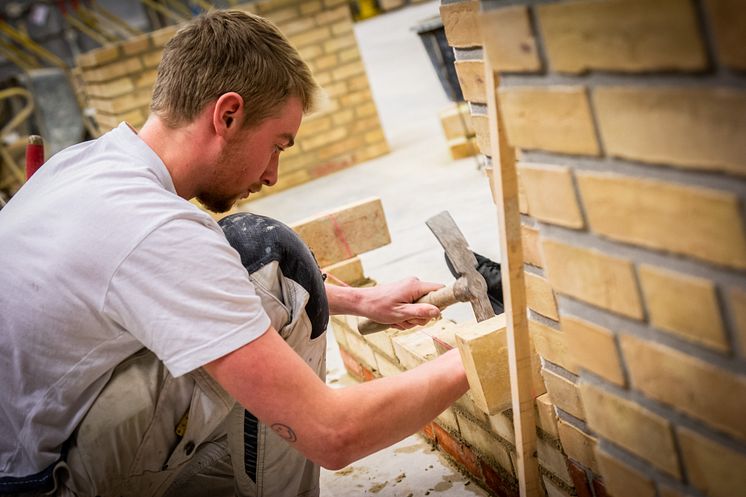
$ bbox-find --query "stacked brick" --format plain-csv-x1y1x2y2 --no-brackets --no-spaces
74,0,388,197
435,0,746,496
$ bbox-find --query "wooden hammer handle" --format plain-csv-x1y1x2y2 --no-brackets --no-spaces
357,283,462,335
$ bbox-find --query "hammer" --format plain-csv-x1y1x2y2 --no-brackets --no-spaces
357,211,495,335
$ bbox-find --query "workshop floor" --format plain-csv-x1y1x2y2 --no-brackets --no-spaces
244,1,498,495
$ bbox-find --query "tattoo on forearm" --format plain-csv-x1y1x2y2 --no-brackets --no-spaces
271,423,297,442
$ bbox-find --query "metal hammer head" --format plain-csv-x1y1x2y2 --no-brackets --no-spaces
426,211,496,322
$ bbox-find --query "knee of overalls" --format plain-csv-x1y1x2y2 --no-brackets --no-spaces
219,213,329,340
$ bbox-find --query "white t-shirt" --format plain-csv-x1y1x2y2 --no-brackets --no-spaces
0,123,271,477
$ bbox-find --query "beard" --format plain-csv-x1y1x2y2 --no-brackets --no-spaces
195,190,239,213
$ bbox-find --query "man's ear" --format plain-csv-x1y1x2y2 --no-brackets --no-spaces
213,92,245,137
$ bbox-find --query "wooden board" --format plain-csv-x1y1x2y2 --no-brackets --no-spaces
480,9,541,496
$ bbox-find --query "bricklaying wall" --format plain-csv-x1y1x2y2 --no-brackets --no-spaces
74,0,388,197
436,1,746,496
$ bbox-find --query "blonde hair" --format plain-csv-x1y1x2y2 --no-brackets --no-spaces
150,9,318,128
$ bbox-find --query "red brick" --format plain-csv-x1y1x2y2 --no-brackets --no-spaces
479,459,518,497
567,459,594,497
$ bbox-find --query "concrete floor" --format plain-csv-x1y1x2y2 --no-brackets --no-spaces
243,2,499,495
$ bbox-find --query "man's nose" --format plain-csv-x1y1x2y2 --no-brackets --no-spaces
262,157,279,186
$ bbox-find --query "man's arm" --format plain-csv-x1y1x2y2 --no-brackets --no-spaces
204,325,468,470
325,277,443,329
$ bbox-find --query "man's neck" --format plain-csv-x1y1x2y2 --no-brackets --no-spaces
138,113,214,200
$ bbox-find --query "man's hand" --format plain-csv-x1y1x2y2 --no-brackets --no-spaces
326,277,443,330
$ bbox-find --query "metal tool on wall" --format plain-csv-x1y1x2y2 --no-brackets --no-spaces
357,210,495,335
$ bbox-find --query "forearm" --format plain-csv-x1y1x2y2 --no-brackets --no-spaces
325,282,365,315
329,348,468,466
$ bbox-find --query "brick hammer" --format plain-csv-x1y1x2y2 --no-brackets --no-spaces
357,211,495,334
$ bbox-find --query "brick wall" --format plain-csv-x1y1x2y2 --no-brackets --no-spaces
434,0,746,496
74,0,388,198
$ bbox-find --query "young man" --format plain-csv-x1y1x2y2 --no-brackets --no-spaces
0,10,469,497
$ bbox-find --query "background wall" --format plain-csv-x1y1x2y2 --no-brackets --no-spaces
74,0,390,198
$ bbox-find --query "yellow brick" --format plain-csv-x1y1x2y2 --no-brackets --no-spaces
281,17,315,36
530,319,576,374
435,407,460,434
374,350,403,378
323,34,356,54
576,171,746,270
331,20,353,36
542,239,643,320
345,328,377,371
557,419,598,472
448,137,479,160
498,86,599,156
521,225,543,268
82,57,142,83
132,70,157,90
77,44,121,68
298,115,332,136
439,102,474,140
454,60,486,104
151,25,179,48
314,5,349,25
488,411,515,445
291,197,390,267
594,447,656,497
525,272,558,320
562,316,624,387
340,89,371,107
593,87,746,176
332,61,365,81
122,35,150,56
298,45,323,60
704,0,746,71
379,0,405,10
535,393,559,439
541,368,583,419
480,6,541,72
261,5,299,23
457,412,515,474
141,50,162,69
299,1,322,15
620,335,746,443
537,437,573,485
537,0,706,73
519,163,584,229
86,78,134,99
440,0,480,48
322,256,365,286
728,287,746,357
543,476,573,497
290,26,331,48
678,427,746,497
579,382,679,477
639,265,727,352
391,326,438,370
455,315,511,415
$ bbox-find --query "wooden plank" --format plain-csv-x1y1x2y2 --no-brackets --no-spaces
291,197,391,268
480,10,541,497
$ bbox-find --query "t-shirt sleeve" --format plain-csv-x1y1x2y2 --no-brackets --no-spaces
103,217,271,377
